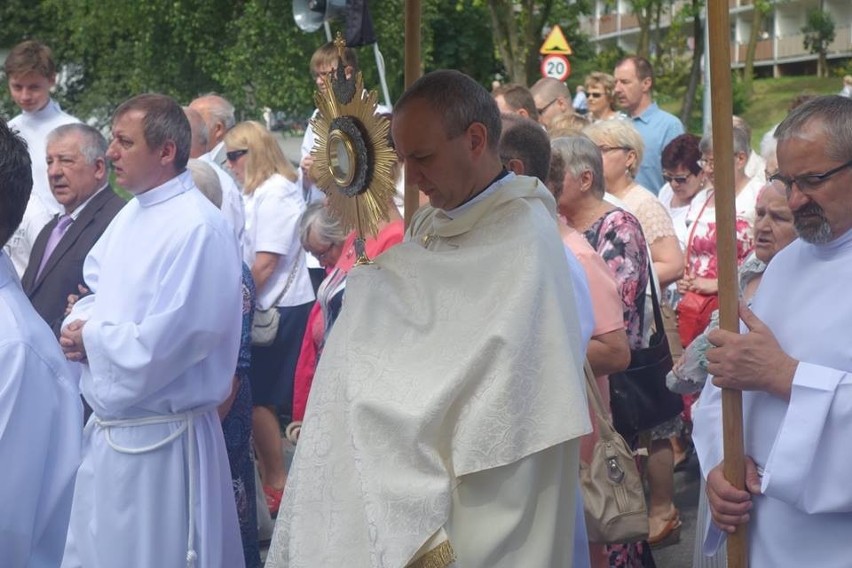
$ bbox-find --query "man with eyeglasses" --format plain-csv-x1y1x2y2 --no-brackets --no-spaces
530,77,575,131
613,56,684,194
692,95,852,566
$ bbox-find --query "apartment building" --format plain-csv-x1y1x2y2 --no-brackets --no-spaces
578,0,852,76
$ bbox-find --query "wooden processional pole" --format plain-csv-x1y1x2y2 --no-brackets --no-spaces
706,0,748,566
403,0,422,229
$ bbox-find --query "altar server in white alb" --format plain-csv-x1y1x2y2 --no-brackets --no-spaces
693,95,852,566
3,40,79,276
0,117,82,568
266,70,590,568
58,94,245,568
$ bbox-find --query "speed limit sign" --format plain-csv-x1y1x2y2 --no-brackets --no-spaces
540,54,571,81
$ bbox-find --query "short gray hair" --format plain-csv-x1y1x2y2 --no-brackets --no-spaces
298,201,347,249
195,93,236,130
395,70,502,151
187,159,222,209
775,95,852,163
699,126,752,162
46,123,108,165
549,135,605,198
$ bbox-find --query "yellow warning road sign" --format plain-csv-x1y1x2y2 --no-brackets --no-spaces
540,25,572,55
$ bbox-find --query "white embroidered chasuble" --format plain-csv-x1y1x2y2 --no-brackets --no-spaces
267,174,590,567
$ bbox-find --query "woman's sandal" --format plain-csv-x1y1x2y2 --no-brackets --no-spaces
648,509,682,549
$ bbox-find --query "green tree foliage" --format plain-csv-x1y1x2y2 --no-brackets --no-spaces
484,0,589,86
0,1,590,123
802,9,835,78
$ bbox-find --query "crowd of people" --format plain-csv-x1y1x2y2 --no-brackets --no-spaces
3,36,851,568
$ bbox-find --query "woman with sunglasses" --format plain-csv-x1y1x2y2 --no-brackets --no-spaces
676,129,758,346
584,72,626,123
658,134,708,250
224,121,314,517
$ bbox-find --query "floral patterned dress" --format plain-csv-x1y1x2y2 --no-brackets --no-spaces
685,190,755,280
584,208,656,568
221,263,260,567
584,207,650,349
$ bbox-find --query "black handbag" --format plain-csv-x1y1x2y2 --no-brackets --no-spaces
609,272,683,440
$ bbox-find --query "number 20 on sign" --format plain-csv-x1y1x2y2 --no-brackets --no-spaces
540,54,571,81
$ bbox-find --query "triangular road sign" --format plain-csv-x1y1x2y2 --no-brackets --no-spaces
540,25,572,55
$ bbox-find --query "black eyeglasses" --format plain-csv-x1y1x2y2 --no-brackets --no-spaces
768,159,852,195
663,172,693,185
598,145,630,153
587,92,605,99
537,98,557,115
226,149,248,162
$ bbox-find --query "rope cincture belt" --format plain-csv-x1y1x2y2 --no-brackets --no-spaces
93,409,207,568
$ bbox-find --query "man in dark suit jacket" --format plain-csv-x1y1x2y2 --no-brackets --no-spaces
22,123,125,335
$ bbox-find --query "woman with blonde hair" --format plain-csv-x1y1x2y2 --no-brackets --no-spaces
584,72,625,122
224,121,314,517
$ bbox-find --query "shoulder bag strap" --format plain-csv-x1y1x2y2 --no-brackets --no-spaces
583,359,618,439
684,190,714,271
269,251,304,308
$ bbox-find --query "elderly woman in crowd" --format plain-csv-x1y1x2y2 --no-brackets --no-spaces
667,180,797,568
224,121,314,517
548,135,654,568
584,72,626,123
583,119,688,552
288,200,404,441
584,120,684,289
657,134,708,249
188,158,261,567
696,125,763,229
677,129,756,347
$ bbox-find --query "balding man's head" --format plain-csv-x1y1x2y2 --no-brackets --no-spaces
189,94,235,149
183,107,209,159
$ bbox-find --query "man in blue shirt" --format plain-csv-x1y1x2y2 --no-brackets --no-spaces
614,56,684,194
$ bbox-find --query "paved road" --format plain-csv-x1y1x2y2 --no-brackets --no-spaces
273,133,303,166
651,452,702,567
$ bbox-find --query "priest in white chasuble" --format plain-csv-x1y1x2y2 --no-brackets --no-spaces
59,94,245,568
266,70,591,568
0,116,82,568
694,95,852,566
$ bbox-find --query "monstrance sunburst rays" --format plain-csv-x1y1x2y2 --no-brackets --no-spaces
309,34,397,265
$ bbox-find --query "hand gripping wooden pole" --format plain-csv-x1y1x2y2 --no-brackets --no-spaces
706,0,748,566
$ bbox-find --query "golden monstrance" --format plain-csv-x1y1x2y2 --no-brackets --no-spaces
310,33,397,265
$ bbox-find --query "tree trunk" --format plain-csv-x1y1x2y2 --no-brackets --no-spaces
631,0,656,60
523,0,555,85
652,0,664,63
680,3,703,126
487,0,525,84
743,2,768,96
